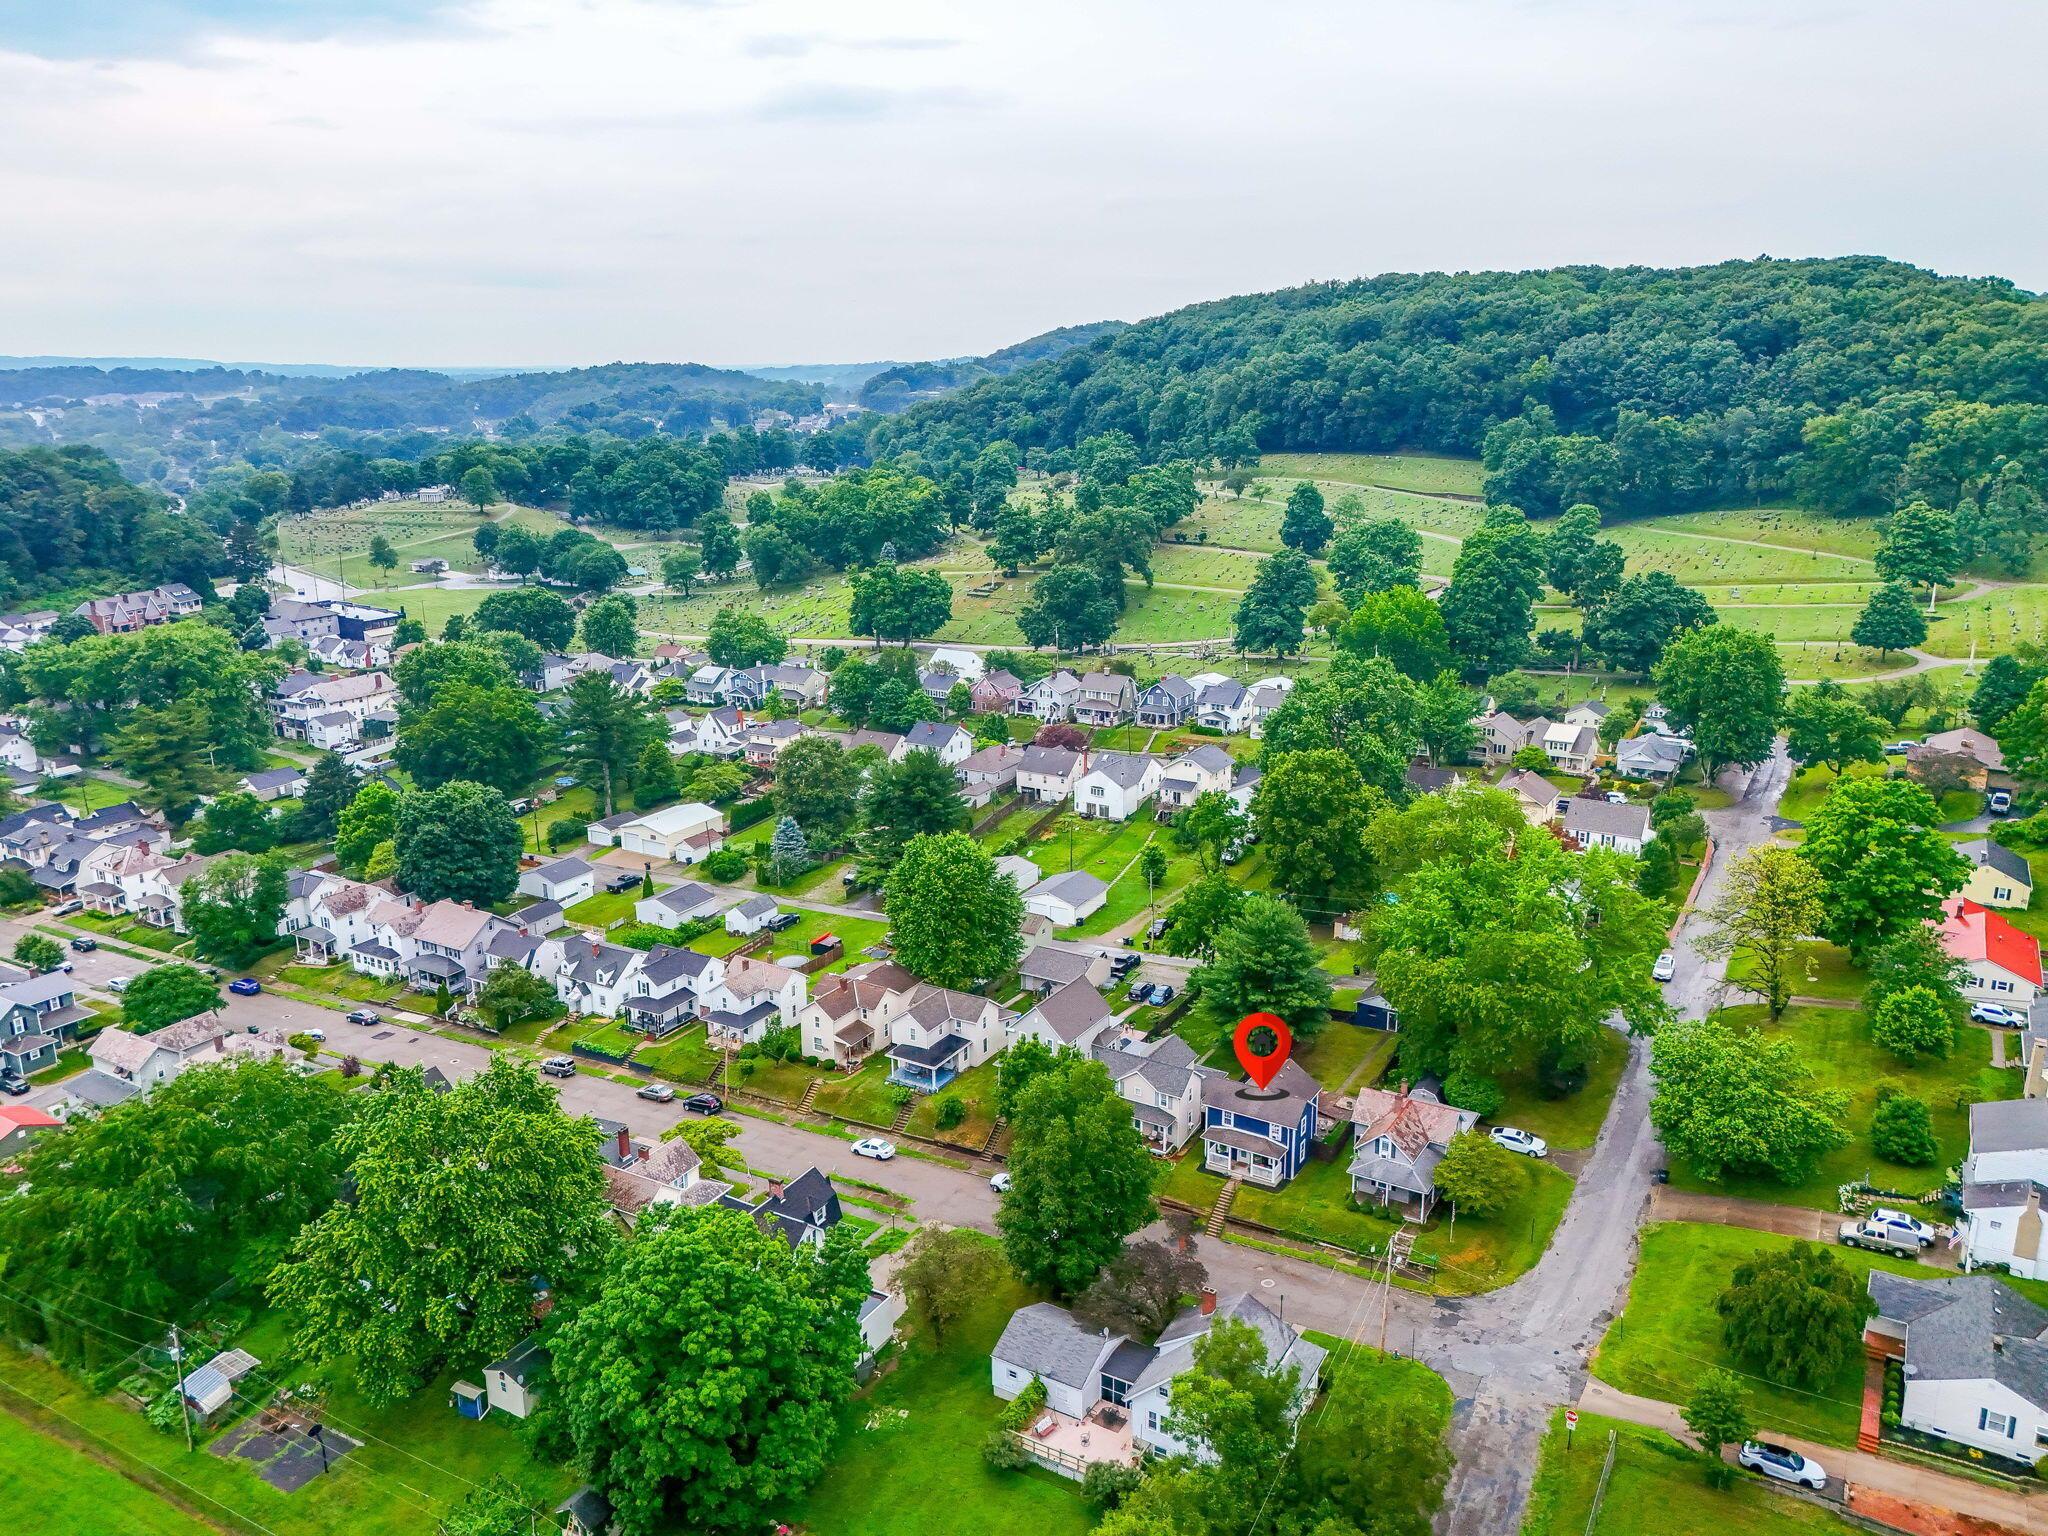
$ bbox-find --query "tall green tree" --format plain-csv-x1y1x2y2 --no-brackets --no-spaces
0,1061,352,1371
1544,502,1624,606
394,780,524,905
859,748,970,874
998,1056,1157,1297
184,852,289,965
1328,517,1423,604
1973,650,2047,733
1251,748,1384,912
272,1058,615,1406
773,735,863,848
1017,563,1119,651
561,672,659,816
1233,548,1318,658
1850,582,1927,657
1957,461,2046,577
580,594,640,658
1191,893,1334,1040
1694,845,1827,1020
395,680,552,796
554,1205,868,1536
473,586,576,650
849,564,953,645
1797,776,1967,957
1279,481,1332,555
1582,571,1716,675
1682,1371,1754,1479
882,832,1024,988
1780,679,1885,776
119,963,222,1033
1439,511,1546,680
704,607,787,668
1258,652,1422,801
1874,500,1960,608
1649,1017,1850,1183
293,751,361,842
1653,625,1785,779
1171,790,1248,875
335,779,400,876
1716,1241,1875,1389
1338,585,1453,681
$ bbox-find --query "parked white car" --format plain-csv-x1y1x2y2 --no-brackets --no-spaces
1865,1207,1936,1247
106,975,132,993
1971,1001,2024,1028
1737,1441,1827,1489
989,1171,1012,1193
1652,950,1676,982
1490,1126,1548,1159
851,1137,897,1161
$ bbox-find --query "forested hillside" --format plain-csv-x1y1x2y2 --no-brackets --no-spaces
859,257,2048,522
0,445,224,606
855,321,1128,412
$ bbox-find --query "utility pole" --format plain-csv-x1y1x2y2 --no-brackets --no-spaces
1378,1229,1415,1352
168,1325,194,1453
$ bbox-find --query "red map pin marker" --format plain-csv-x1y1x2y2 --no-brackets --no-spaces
1232,1011,1292,1091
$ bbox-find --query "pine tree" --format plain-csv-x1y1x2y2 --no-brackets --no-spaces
768,816,811,882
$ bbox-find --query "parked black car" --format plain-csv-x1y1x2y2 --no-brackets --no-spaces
684,1092,724,1114
68,937,96,953
0,1076,28,1096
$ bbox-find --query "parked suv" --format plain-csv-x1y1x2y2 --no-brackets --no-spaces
540,1056,576,1078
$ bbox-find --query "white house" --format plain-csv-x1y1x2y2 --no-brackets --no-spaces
1156,744,1234,817
1014,671,1081,723
901,721,974,768
1090,1032,1222,1154
885,983,1011,1092
1007,980,1116,1054
799,960,921,1070
1191,675,1253,733
1244,677,1296,738
587,802,726,865
1496,768,1565,827
1541,720,1599,774
1072,752,1164,821
1015,745,1082,805
1024,871,1109,928
1962,1098,2048,1278
1562,699,1609,732
1072,673,1136,728
1473,709,1541,763
670,705,748,758
994,855,1041,892
725,894,780,936
703,955,807,1043
484,1338,548,1419
272,670,394,741
990,1292,1324,1475
519,855,598,907
635,881,723,927
88,1014,232,1091
925,646,986,683
1939,898,2044,1009
1866,1271,2048,1467
1560,798,1652,855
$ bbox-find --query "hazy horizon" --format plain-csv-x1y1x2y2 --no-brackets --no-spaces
4,0,2043,368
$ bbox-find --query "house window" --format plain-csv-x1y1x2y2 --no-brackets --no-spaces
1993,979,2015,994
1997,887,2015,902
1006,1368,1019,1381
1147,1411,1160,1432
1982,1408,2014,1437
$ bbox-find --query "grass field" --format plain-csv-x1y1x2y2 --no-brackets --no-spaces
1594,1223,2048,1449
1258,451,1487,498
1492,1027,1631,1151
0,1401,217,1536
782,1240,1094,1536
1667,1005,2017,1212
1522,1409,1863,1536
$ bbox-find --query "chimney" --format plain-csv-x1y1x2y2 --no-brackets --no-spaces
768,1178,785,1203
1198,1287,1217,1316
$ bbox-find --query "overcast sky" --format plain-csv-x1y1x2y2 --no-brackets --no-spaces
1,0,2041,370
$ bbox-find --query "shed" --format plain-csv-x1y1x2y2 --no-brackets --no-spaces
485,1336,549,1419
450,1380,488,1419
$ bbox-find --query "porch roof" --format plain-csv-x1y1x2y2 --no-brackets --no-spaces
887,1033,968,1070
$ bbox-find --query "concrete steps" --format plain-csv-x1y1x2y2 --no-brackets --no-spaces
1206,1176,1241,1238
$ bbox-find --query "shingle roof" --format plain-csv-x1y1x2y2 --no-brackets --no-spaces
1868,1271,2048,1409
1562,798,1652,840
1941,897,2044,985
1078,751,1158,789
992,1302,1113,1390
1970,1097,2048,1155
1025,980,1111,1043
1958,839,2034,887
1032,870,1108,908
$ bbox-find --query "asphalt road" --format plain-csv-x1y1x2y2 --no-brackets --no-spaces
8,745,1797,1534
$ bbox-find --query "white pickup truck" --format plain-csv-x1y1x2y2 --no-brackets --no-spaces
1838,1218,1926,1257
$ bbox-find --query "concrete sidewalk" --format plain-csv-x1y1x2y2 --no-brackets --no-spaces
1578,1381,2048,1535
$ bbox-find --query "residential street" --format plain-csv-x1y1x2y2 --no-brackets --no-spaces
3,743,1823,1536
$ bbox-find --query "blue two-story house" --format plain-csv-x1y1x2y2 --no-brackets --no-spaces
1200,1059,1323,1187
0,971,93,1082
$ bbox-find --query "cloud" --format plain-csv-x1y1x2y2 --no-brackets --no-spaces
0,0,477,60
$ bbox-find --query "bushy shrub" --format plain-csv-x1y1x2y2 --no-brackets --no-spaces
546,817,588,850
1871,1084,1940,1166
1081,1461,1144,1508
933,1094,967,1131
287,1032,321,1055
702,847,748,881
145,1389,187,1435
1442,1068,1503,1118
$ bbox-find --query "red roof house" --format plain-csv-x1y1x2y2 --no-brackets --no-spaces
1938,896,2043,1005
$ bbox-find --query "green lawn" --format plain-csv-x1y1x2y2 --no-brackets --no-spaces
812,1056,905,1128
1667,1006,2017,1211
1593,1222,2048,1450
1292,1023,1398,1093
1522,1409,1864,1536
0,1335,572,1536
1212,1143,1575,1294
1776,759,1894,824
782,1239,1093,1536
905,1056,1001,1147
734,1055,831,1106
1071,835,1197,937
0,1399,217,1536
561,887,653,929
687,925,753,958
1259,450,1486,498
749,911,890,975
1492,1028,1630,1151
1728,941,1865,1003
637,1025,723,1084
275,963,407,1005
519,785,601,854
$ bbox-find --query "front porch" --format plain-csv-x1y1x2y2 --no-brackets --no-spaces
887,1033,968,1093
1011,1404,1138,1481
1204,1127,1287,1187
407,953,468,993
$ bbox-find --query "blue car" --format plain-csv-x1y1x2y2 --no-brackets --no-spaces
228,977,262,996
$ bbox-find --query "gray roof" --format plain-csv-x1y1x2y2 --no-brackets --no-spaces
1958,839,2034,887
903,721,967,754
1196,679,1246,708
644,881,719,918
1025,980,1111,1043
532,855,595,883
636,943,714,987
1017,941,1095,985
65,1068,142,1108
992,1302,1114,1390
1141,675,1195,703
1562,797,1653,840
1032,870,1108,908
1869,1271,2048,1408
1174,743,1234,774
1079,750,1157,789
1093,1032,1212,1101
732,894,778,919
1617,733,1687,769
241,767,305,791
1971,1098,2048,1155
1016,745,1080,777
509,899,563,929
